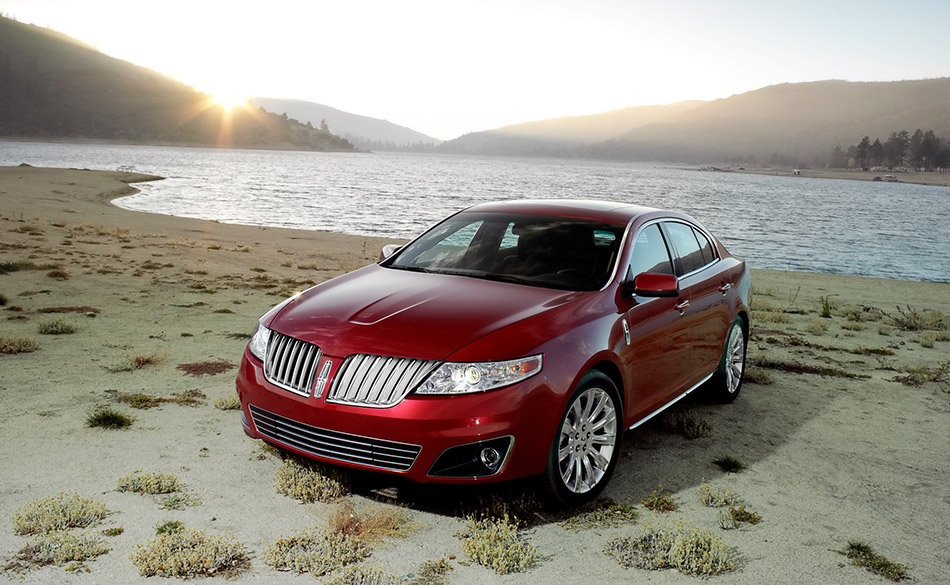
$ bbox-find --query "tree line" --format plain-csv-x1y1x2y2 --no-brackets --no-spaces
831,129,949,171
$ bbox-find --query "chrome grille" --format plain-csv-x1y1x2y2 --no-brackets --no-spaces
248,404,421,471
264,331,322,397
327,354,439,408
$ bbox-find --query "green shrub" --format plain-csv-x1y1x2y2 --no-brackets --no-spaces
712,456,746,473
154,520,185,535
274,458,349,503
118,470,183,494
12,493,107,535
604,519,733,576
130,528,250,578
86,407,134,429
458,517,537,574
839,541,909,581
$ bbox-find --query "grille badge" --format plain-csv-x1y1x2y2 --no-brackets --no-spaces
314,360,333,397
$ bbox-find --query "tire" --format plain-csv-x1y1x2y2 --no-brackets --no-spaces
541,371,622,507
710,318,747,403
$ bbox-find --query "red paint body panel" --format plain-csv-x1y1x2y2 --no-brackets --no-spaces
237,200,750,486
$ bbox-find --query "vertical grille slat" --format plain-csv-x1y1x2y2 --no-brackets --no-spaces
328,354,439,408
263,331,322,397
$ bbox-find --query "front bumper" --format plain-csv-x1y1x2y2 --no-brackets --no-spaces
236,348,560,484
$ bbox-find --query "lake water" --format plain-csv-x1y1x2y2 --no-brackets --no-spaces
2,140,948,283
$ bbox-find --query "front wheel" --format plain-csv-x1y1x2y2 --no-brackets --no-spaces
709,318,747,403
541,371,621,507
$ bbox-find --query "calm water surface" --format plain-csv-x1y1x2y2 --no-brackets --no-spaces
2,141,948,283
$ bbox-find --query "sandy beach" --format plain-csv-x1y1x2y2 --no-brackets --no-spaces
1,165,949,584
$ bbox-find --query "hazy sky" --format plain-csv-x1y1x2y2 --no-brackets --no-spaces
4,0,948,139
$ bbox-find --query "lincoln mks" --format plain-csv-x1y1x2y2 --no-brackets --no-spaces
236,199,750,505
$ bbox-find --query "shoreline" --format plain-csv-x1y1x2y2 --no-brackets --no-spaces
721,166,950,188
1,166,949,583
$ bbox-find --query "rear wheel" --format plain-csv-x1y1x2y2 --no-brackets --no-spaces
541,371,621,507
710,318,746,402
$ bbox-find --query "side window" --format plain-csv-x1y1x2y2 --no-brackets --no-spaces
628,224,673,277
693,228,716,265
663,222,705,275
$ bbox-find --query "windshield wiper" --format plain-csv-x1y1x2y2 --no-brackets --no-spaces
481,272,537,286
386,265,431,273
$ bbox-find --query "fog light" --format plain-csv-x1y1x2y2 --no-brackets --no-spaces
480,447,501,469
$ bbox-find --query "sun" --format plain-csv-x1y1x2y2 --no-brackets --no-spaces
213,92,247,111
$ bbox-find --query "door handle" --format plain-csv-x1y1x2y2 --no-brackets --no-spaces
718,283,732,294
674,300,690,314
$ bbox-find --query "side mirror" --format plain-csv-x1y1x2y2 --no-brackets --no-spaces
379,244,402,261
624,271,679,298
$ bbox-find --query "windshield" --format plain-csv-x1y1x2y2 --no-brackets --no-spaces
385,212,626,291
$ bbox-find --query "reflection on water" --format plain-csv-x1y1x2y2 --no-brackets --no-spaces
2,141,948,283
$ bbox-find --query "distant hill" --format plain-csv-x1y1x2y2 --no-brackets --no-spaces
439,101,704,156
596,79,950,165
0,16,355,151
439,79,950,165
251,97,440,150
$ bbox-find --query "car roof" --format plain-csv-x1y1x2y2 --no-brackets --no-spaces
463,199,665,225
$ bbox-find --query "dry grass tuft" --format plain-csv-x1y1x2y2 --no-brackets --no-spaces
214,392,242,410
698,481,741,507
743,366,773,385
327,500,414,545
262,526,367,575
37,318,76,335
719,505,762,529
130,528,250,578
659,409,712,439
176,359,236,376
0,335,39,354
275,457,350,503
457,517,538,574
16,530,109,567
117,470,183,495
604,518,734,576
325,564,403,585
558,498,639,531
640,485,677,512
12,493,107,535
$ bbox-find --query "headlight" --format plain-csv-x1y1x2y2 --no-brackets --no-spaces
416,355,543,395
248,323,270,362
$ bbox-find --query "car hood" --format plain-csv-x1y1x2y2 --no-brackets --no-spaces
264,264,584,360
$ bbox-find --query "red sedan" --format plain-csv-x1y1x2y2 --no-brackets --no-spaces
236,199,750,505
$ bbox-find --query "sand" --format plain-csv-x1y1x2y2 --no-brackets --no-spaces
1,165,949,584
